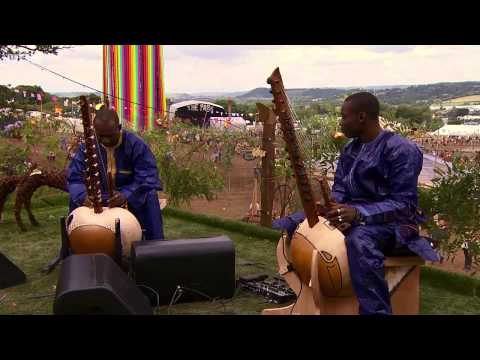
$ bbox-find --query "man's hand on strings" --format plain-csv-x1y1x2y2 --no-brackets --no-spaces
315,201,328,217
108,191,127,208
326,203,358,229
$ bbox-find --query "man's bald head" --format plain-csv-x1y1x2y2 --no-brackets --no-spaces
94,106,120,126
344,92,380,121
340,92,381,139
94,107,121,147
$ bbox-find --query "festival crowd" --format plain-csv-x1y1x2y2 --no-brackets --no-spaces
416,135,480,163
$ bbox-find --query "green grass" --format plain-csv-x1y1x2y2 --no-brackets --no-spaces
420,282,480,315
421,266,480,298
1,198,480,315
163,207,282,241
2,188,69,212
0,203,282,315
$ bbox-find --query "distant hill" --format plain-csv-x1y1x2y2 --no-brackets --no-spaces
237,87,271,99
238,87,359,101
361,85,411,90
190,90,247,98
375,82,480,104
12,81,480,107
0,85,101,110
167,94,221,104
168,93,194,100
167,91,248,103
236,82,480,105
1,85,59,109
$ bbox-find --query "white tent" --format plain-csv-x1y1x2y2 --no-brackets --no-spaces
209,116,247,131
429,124,480,136
62,117,84,133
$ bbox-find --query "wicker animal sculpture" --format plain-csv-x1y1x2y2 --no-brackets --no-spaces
0,135,82,231
14,169,68,231
0,175,23,224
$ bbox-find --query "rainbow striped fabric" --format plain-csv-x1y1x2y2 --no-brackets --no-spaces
103,45,166,131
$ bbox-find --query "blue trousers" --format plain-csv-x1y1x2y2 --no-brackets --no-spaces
345,224,397,315
129,191,165,241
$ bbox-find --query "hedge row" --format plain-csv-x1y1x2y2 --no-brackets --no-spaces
162,207,282,241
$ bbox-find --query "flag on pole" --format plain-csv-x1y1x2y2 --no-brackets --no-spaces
64,99,69,107
31,93,35,98
23,91,26,97
37,93,42,101
51,96,57,102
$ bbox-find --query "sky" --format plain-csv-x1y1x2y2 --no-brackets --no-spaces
0,45,480,94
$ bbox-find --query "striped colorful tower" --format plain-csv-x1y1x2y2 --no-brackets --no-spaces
103,45,166,131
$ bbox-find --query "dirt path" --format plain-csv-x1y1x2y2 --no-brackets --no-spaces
428,250,478,278
179,155,259,220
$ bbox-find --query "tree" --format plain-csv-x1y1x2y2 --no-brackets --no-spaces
456,108,469,117
395,105,432,128
447,107,469,123
141,123,260,207
419,156,480,266
0,45,70,61
426,117,444,131
212,99,259,121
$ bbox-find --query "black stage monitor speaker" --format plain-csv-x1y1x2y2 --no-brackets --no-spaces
131,236,236,305
0,252,26,290
53,254,153,315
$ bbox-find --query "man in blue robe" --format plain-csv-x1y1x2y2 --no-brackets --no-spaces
67,106,164,241
273,92,439,315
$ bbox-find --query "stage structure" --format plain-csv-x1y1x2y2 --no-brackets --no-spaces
103,45,166,131
169,100,226,127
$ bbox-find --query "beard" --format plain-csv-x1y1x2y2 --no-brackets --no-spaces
98,132,120,147
341,127,355,138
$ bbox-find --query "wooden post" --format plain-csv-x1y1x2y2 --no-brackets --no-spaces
227,97,232,128
257,103,276,227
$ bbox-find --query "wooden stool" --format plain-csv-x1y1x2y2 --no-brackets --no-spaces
385,256,425,315
262,236,425,315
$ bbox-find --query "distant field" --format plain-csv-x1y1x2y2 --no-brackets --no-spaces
444,95,480,104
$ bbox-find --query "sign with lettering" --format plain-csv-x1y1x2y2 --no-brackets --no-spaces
185,103,217,112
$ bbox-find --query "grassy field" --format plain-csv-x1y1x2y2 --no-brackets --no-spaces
1,192,480,315
444,95,480,105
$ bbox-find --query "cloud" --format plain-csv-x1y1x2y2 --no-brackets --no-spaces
168,45,285,62
0,45,103,93
1,45,480,94
365,45,417,53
